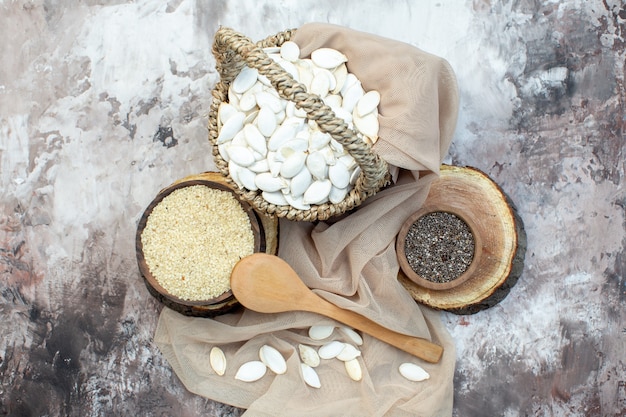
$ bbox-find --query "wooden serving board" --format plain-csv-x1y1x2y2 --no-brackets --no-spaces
398,165,527,315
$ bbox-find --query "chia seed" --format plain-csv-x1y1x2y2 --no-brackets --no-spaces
403,211,475,283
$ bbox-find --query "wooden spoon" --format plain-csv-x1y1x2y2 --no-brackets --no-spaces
230,253,444,364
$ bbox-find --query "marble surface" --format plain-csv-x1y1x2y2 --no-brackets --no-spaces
1,0,624,416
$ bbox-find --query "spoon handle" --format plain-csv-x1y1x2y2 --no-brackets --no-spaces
311,296,444,364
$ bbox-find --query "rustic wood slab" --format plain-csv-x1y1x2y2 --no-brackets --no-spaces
399,165,527,314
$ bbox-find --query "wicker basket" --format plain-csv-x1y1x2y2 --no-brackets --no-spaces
208,26,390,221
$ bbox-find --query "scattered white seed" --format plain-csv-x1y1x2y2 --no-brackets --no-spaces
308,325,335,340
301,363,321,388
235,360,267,382
399,363,430,382
336,343,361,362
318,340,345,360
209,347,227,376
298,344,321,368
344,358,362,381
339,327,363,346
259,345,287,375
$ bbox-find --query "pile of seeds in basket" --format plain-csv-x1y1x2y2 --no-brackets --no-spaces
216,41,381,209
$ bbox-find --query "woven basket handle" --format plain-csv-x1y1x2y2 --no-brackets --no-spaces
212,26,389,196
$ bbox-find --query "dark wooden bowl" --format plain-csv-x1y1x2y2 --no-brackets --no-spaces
135,172,277,317
396,205,482,291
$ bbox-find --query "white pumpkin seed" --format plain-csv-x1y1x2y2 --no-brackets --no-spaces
243,109,259,126
303,179,332,205
267,151,282,177
310,70,331,98
350,166,362,185
301,363,321,388
257,106,277,137
280,151,307,178
268,123,299,151
340,73,359,96
282,60,301,81
344,358,362,381
309,131,332,151
231,130,247,147
329,138,345,156
235,360,267,382
244,124,268,155
227,84,240,108
356,90,381,117
328,185,348,204
232,66,259,94
282,115,306,129
218,142,230,162
328,162,350,189
337,154,357,170
257,73,272,87
317,67,336,92
228,160,243,187
209,346,226,376
255,172,285,192
339,327,363,346
284,193,311,210
399,363,430,382
275,109,287,124
285,100,296,118
239,167,258,191
308,325,335,340
336,344,361,362
280,41,300,62
255,91,284,113
318,340,345,360
311,47,348,69
259,345,287,375
294,104,308,118
298,344,321,368
342,82,365,113
248,159,270,173
353,110,380,139
306,151,328,180
331,63,348,94
262,190,288,206
239,89,257,112
218,102,238,125
332,106,353,126
297,60,314,91
290,166,313,197
323,93,343,110
227,145,256,167
217,111,245,144
281,137,308,153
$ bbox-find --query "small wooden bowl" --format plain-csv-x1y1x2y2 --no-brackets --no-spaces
398,165,526,314
136,172,278,317
396,205,482,291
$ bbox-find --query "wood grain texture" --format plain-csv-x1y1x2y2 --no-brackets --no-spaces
398,165,527,313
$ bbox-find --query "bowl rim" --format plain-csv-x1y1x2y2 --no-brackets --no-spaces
135,178,265,306
396,205,483,291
